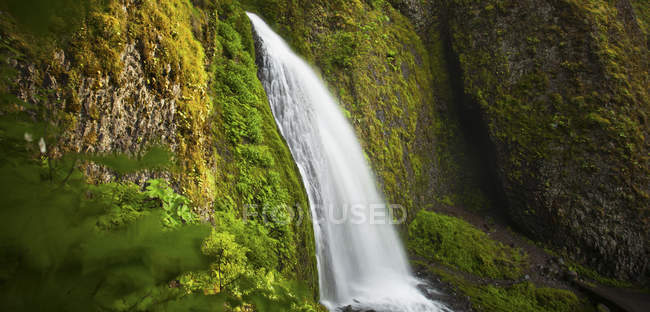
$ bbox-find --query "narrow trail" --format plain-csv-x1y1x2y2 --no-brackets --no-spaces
575,281,650,312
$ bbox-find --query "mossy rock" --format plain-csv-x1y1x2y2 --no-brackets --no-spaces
444,0,649,281
408,210,526,279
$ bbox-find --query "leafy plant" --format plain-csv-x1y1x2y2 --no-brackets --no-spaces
145,179,198,228
202,230,249,291
0,117,215,310
0,0,322,308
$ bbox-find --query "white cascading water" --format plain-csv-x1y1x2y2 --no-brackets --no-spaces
248,13,449,312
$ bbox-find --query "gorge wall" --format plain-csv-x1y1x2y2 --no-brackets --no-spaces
436,0,648,281
2,0,647,299
1,0,319,296
242,0,649,282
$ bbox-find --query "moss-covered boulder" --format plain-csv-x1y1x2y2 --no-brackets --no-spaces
408,210,526,279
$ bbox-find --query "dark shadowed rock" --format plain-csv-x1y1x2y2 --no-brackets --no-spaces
597,303,611,312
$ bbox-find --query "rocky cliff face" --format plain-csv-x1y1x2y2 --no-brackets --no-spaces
396,0,649,281
246,0,648,282
446,0,648,281
1,0,318,295
13,42,182,186
3,0,647,293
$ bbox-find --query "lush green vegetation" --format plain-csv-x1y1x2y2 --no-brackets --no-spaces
408,210,592,311
0,72,203,309
427,266,589,312
408,210,526,279
206,3,317,293
1,0,646,310
0,98,319,311
0,0,321,309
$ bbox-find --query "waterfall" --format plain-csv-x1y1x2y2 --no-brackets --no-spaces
248,13,449,312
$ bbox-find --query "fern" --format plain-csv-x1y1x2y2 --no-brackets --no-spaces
145,179,198,227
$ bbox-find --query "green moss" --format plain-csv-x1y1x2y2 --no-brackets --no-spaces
324,31,361,68
426,265,590,312
447,0,648,280
408,210,526,279
410,214,592,312
1,0,319,301
631,0,649,34
206,3,318,297
240,0,438,223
